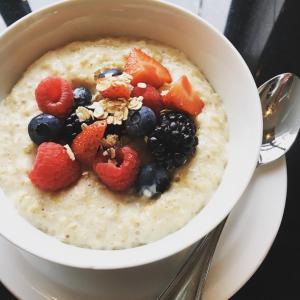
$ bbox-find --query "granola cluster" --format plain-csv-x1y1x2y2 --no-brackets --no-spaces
75,71,144,126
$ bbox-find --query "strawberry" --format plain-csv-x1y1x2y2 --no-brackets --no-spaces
72,121,107,166
162,75,205,117
93,146,140,192
29,142,81,192
100,82,131,100
131,84,163,115
124,48,172,88
35,76,74,118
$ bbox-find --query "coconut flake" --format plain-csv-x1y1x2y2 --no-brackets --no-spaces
76,106,94,122
161,90,169,96
128,96,143,110
64,144,75,161
89,102,106,119
137,82,147,88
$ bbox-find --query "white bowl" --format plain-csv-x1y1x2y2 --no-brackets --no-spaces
0,0,262,272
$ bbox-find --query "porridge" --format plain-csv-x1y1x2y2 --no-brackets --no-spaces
0,38,228,250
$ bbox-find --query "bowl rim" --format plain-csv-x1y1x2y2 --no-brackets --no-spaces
0,0,262,269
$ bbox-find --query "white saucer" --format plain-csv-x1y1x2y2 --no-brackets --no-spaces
0,158,287,300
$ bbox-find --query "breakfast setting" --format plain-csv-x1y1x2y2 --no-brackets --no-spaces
0,0,298,299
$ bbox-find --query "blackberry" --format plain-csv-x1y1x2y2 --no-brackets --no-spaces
63,108,94,142
105,124,125,136
148,111,198,170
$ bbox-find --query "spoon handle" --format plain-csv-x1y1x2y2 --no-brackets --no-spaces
157,219,226,300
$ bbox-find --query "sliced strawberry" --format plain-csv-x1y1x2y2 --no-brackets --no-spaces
72,121,107,166
162,75,205,117
29,142,81,192
124,48,172,88
131,84,163,115
100,82,131,100
93,146,140,192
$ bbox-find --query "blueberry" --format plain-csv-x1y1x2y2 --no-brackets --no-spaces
125,106,157,137
136,163,170,198
98,68,123,78
28,114,63,145
73,87,92,108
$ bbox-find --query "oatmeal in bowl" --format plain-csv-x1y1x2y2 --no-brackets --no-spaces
0,1,262,278
0,38,228,250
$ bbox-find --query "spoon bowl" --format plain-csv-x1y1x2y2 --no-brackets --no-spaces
259,73,300,165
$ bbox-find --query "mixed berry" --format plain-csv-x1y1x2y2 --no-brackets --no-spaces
125,106,157,137
28,113,63,145
136,163,170,198
148,111,198,170
73,87,92,108
63,107,94,142
27,48,205,198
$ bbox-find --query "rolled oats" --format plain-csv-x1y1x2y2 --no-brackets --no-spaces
95,98,139,125
23,143,34,154
81,123,88,130
76,106,94,122
107,147,116,159
107,115,114,124
88,102,107,119
123,107,129,120
92,93,103,103
101,134,119,148
128,96,143,110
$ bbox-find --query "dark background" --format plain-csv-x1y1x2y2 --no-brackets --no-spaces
230,1,300,298
0,0,299,299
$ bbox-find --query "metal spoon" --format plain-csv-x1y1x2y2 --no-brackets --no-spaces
158,73,300,300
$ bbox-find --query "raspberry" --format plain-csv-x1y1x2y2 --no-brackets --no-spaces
29,142,81,192
131,84,163,115
72,121,107,166
35,76,74,118
93,146,140,192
